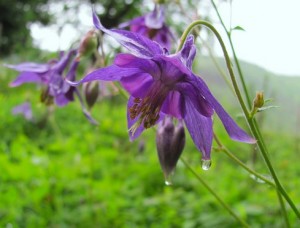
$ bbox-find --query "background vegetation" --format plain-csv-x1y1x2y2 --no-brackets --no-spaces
1,0,300,227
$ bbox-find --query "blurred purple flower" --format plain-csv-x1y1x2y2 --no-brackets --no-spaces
69,10,255,160
119,5,174,50
5,50,97,124
12,102,33,121
6,50,77,107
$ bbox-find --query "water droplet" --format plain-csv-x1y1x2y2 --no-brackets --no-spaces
249,174,273,184
164,174,173,186
165,180,172,186
201,159,211,171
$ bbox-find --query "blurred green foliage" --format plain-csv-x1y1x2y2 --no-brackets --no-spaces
0,0,52,56
0,0,143,56
1,49,300,227
1,0,300,227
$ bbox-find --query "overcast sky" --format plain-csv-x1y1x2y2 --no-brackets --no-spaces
31,0,300,76
214,0,300,76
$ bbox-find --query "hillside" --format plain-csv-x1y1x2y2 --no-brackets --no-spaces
195,55,300,134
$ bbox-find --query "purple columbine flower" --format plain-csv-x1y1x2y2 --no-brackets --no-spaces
119,5,174,50
12,102,33,121
69,9,256,160
5,50,97,124
6,50,77,106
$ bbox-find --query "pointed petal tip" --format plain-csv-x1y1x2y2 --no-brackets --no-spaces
65,79,81,87
92,6,103,30
231,135,257,144
9,82,17,87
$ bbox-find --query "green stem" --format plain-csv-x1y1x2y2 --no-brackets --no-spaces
213,134,275,187
178,20,300,219
214,135,290,227
199,37,235,94
210,0,251,108
276,189,291,228
180,157,250,228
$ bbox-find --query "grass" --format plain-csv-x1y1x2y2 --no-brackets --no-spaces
1,56,300,227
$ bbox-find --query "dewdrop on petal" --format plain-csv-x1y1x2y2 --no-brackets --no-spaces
156,116,185,185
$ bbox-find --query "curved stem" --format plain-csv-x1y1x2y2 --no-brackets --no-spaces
276,190,291,228
210,0,251,108
180,157,250,228
199,37,235,94
177,20,300,219
213,134,275,187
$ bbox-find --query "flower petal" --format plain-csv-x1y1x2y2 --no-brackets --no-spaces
67,65,142,86
176,81,214,117
12,102,33,121
121,73,153,97
127,96,146,141
54,50,76,73
92,8,163,58
10,72,44,87
4,62,50,73
183,96,213,160
161,91,184,119
179,35,196,69
193,74,256,144
114,53,160,76
145,5,164,29
55,93,71,107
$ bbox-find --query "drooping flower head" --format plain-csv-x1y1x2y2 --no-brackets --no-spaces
6,50,78,107
119,4,174,50
5,50,97,124
69,9,255,160
12,102,33,121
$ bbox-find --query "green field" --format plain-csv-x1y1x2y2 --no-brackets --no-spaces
1,53,300,227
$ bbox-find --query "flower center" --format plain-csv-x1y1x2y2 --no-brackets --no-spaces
129,82,169,134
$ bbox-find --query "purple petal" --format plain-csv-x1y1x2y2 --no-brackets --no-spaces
152,26,173,50
127,96,145,141
161,91,184,119
67,65,142,86
176,81,214,117
10,72,44,87
121,73,153,97
54,49,76,74
65,60,79,81
193,74,256,144
12,102,33,121
92,8,163,58
183,96,213,160
4,62,50,73
179,35,196,69
55,93,71,107
114,53,160,76
145,5,164,29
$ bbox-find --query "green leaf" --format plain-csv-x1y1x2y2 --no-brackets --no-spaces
231,26,245,32
257,105,280,112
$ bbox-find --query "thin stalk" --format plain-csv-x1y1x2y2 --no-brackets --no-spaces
210,0,251,108
213,134,275,187
180,157,250,228
276,190,291,228
177,20,300,219
199,37,235,94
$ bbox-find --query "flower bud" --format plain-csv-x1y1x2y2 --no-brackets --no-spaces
82,80,99,109
76,29,98,61
40,87,53,106
156,116,185,184
253,91,264,108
